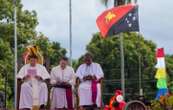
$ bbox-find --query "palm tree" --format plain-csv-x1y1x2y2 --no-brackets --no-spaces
101,0,135,7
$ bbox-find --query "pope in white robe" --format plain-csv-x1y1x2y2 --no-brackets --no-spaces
50,57,75,109
76,53,104,108
17,56,50,110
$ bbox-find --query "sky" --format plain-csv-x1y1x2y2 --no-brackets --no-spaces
21,0,173,59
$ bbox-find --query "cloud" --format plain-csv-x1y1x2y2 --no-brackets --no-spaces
21,0,106,59
139,0,173,54
21,0,173,59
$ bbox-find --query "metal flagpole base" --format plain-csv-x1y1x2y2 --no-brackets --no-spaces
139,88,143,96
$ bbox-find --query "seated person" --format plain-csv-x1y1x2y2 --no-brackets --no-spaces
17,55,50,110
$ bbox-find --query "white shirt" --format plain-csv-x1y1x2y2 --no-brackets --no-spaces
17,64,50,80
76,62,104,81
76,62,104,106
50,65,75,86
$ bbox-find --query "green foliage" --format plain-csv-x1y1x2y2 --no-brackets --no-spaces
0,0,66,108
151,95,173,110
100,0,132,7
49,41,66,66
80,32,173,104
166,55,173,80
151,100,163,110
34,34,67,67
77,32,158,103
0,38,13,107
100,0,109,6
0,0,38,46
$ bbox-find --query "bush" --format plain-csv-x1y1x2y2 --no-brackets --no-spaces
151,95,173,110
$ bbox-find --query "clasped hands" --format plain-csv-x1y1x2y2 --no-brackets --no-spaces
83,75,97,81
24,75,42,81
56,81,71,88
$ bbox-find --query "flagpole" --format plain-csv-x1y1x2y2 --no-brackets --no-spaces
120,33,125,99
14,0,17,109
138,42,143,96
135,0,142,96
136,32,142,96
114,0,126,99
69,0,72,65
137,32,143,96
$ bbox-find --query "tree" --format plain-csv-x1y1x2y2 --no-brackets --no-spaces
34,34,67,69
76,32,161,103
100,0,132,7
0,38,13,107
0,0,39,106
0,0,38,47
98,0,158,103
0,0,67,108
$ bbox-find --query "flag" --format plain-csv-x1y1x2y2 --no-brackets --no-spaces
156,48,164,58
155,48,166,79
155,69,166,79
96,3,139,38
155,48,168,99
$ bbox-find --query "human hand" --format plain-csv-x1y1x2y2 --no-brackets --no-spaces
92,75,97,80
61,82,71,88
61,81,69,85
34,75,42,81
24,75,31,80
83,75,93,81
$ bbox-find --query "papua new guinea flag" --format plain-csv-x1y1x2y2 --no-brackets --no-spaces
96,3,139,38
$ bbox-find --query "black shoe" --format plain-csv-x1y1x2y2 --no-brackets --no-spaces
22,108,30,110
92,104,97,108
39,104,45,110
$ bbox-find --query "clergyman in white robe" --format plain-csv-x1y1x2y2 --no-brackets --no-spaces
17,64,50,109
50,65,75,109
76,62,104,107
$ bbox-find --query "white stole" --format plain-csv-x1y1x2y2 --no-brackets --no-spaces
27,68,40,108
32,78,39,106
